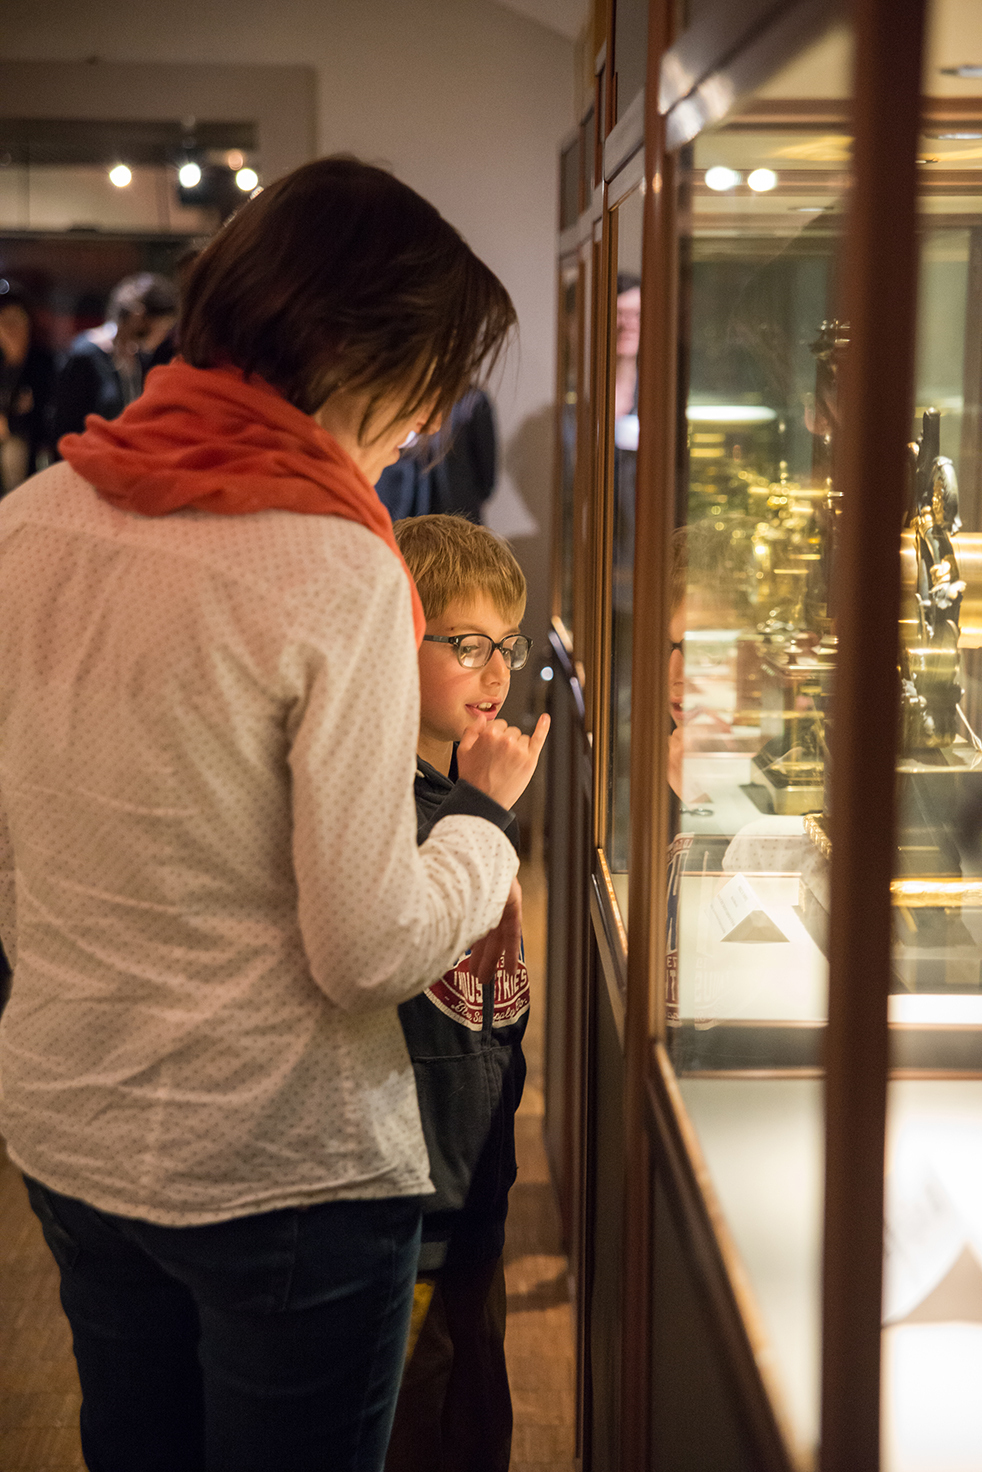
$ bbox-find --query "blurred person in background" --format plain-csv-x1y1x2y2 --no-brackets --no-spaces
0,281,55,494
140,246,203,376
376,386,498,523
52,272,178,445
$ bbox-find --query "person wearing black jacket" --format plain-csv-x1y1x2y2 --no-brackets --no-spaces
405,753,529,1275
51,273,177,445
0,286,55,492
386,514,548,1472
376,387,498,523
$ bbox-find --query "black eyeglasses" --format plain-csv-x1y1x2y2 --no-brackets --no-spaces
669,639,684,655
423,633,532,671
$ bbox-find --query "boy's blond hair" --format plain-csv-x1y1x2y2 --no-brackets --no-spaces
393,514,526,622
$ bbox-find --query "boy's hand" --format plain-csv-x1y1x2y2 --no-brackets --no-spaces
456,712,550,812
470,877,522,986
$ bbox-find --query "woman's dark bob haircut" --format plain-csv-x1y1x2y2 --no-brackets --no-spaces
179,156,517,438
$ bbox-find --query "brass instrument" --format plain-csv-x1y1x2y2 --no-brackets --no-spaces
748,321,845,813
747,324,982,825
752,329,982,991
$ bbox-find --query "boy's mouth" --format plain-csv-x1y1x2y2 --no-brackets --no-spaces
467,701,500,720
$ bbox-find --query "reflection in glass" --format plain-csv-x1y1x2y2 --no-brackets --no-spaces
607,187,644,919
613,0,648,125
560,139,579,232
558,267,578,633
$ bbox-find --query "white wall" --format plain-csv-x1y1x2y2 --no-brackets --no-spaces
2,0,575,699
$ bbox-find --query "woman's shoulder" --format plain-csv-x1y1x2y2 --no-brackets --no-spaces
0,460,91,521
241,510,406,604
0,475,410,652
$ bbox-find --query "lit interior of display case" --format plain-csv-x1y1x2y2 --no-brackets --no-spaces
657,10,982,1466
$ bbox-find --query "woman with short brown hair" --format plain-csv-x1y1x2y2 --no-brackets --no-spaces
0,157,527,1472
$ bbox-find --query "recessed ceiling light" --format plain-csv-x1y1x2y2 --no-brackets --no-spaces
928,131,982,139
109,163,132,188
940,65,982,78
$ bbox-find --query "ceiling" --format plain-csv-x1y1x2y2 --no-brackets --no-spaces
490,0,587,41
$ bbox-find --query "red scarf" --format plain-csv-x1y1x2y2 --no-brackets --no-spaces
59,359,425,645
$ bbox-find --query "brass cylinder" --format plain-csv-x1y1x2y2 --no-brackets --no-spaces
953,532,982,647
899,529,982,647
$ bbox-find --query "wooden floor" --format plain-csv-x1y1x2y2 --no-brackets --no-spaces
502,854,577,1472
0,853,575,1471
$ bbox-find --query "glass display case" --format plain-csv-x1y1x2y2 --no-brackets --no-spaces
663,7,982,1467
550,1,982,1468
664,27,854,1457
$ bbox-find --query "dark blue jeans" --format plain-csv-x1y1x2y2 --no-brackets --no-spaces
25,1177,422,1472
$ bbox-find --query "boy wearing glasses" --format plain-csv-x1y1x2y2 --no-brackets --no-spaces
387,514,548,1472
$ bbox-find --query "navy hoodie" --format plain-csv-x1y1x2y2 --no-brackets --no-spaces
401,754,529,1271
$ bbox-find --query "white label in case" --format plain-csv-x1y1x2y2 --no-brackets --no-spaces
708,872,788,945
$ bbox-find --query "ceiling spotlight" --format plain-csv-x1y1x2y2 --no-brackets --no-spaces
704,165,742,192
929,131,982,140
940,64,982,78
226,149,245,171
748,168,778,192
109,163,132,188
179,161,202,189
235,167,259,192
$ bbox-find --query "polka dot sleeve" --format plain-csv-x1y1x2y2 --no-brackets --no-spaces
288,545,518,1013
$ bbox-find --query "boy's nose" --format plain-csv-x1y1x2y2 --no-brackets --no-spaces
483,650,509,684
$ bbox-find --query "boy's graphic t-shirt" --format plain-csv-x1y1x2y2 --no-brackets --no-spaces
401,753,529,1269
424,948,531,1032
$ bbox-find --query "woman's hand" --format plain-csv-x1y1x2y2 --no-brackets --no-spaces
470,877,522,986
456,712,550,812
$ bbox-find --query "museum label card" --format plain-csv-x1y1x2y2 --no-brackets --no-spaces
883,1163,971,1324
709,872,788,945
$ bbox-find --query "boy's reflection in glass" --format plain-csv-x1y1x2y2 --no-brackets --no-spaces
610,274,642,873
614,276,641,429
613,273,642,582
668,529,687,801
